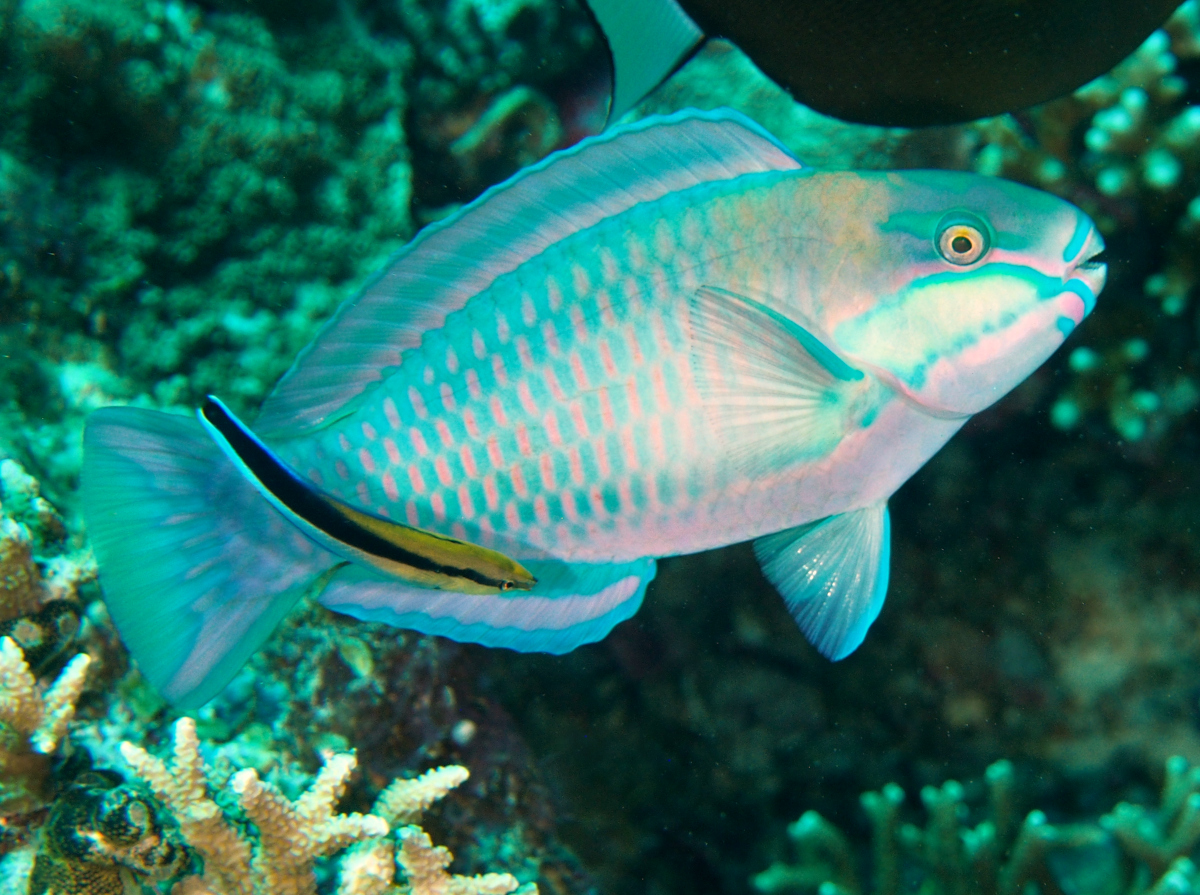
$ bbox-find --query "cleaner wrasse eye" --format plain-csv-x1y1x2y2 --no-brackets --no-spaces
81,110,1106,707
198,396,536,595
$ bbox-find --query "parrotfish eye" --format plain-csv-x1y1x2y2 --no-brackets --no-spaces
935,213,991,266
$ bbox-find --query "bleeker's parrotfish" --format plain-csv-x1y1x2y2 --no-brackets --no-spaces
586,0,1182,126
81,110,1107,708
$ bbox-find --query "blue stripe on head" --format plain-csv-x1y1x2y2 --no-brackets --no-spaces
1062,215,1091,263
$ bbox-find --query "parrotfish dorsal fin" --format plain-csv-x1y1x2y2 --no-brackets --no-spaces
754,503,891,661
689,286,867,480
585,0,704,123
254,109,800,439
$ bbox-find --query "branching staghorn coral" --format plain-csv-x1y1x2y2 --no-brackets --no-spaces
0,635,90,815
121,718,534,895
754,758,1200,895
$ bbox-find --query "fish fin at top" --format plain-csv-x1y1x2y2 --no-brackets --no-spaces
317,556,657,654
81,407,339,708
754,503,891,660
689,285,867,479
585,0,705,123
254,109,801,439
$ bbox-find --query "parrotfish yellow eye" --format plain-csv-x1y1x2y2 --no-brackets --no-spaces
936,215,990,265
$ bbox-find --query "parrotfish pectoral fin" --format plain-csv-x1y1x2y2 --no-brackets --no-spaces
754,503,891,660
255,109,800,439
689,286,867,479
584,0,704,123
317,557,657,654
81,408,339,708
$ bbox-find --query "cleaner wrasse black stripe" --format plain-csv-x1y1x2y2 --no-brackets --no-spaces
199,396,536,594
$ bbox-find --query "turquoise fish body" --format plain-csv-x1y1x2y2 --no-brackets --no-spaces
81,111,1106,707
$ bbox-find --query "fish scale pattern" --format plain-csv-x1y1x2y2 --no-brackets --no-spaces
290,181,794,562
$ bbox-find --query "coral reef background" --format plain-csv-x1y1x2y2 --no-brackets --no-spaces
4,0,1200,893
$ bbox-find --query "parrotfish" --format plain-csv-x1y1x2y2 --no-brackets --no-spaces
585,0,1182,126
81,110,1107,708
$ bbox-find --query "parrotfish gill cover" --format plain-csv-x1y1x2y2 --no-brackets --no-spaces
80,109,1107,708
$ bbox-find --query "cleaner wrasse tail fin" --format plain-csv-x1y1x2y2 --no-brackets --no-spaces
197,396,536,595
81,407,340,708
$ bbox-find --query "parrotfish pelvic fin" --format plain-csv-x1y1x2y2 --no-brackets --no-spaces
585,0,704,123
754,503,891,660
198,396,536,595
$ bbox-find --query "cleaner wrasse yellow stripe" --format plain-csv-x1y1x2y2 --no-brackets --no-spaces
198,396,536,595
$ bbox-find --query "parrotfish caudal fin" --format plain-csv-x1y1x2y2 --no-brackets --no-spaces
82,407,339,708
318,557,656,654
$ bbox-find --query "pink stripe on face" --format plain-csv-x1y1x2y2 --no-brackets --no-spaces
382,470,400,502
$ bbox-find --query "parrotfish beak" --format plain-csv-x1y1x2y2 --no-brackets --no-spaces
1062,224,1107,324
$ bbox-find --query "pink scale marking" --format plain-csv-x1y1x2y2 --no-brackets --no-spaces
504,502,521,530
307,468,324,487
541,319,561,356
406,500,420,526
561,489,579,522
534,495,550,527
439,382,456,413
460,444,478,478
569,303,588,342
435,456,453,487
463,408,480,439
599,340,617,378
431,491,446,523
356,481,370,504
625,324,645,365
492,354,508,387
546,277,563,312
408,386,428,420
598,388,615,430
569,352,590,391
518,381,539,416
483,474,500,511
472,330,487,359
383,437,401,466
451,521,467,540
409,428,430,457
539,453,556,490
652,366,670,410
423,365,435,385
522,293,538,326
358,448,376,475
569,401,589,438
435,420,454,448
515,423,533,457
543,410,563,448
335,459,350,480
446,345,459,374
510,463,529,499
362,421,377,441
588,485,608,520
382,470,400,502
626,378,643,419
620,427,639,471
458,485,475,520
407,465,426,494
594,436,611,477
383,397,401,431
618,479,633,513
496,313,511,344
648,415,666,461
465,368,482,400
571,264,591,299
486,434,504,469
489,396,509,428
516,335,534,369
338,433,351,452
567,446,584,485
545,367,566,402
595,288,617,328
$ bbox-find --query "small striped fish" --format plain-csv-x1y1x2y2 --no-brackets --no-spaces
82,110,1106,707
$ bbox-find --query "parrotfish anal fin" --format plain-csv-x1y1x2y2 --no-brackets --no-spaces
255,109,802,439
198,397,535,593
754,503,891,661
689,286,866,479
318,557,657,654
81,408,339,708
585,0,705,123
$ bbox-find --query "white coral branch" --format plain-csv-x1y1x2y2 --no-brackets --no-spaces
374,765,470,826
0,635,90,753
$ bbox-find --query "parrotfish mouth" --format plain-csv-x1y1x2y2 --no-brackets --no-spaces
1061,225,1108,323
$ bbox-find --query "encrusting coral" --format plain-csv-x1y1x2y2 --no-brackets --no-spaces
754,758,1200,895
120,717,535,895
0,635,91,816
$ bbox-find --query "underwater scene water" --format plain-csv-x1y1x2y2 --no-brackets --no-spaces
4,1,1200,893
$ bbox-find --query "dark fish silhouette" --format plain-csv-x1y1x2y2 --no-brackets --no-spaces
586,0,1183,126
